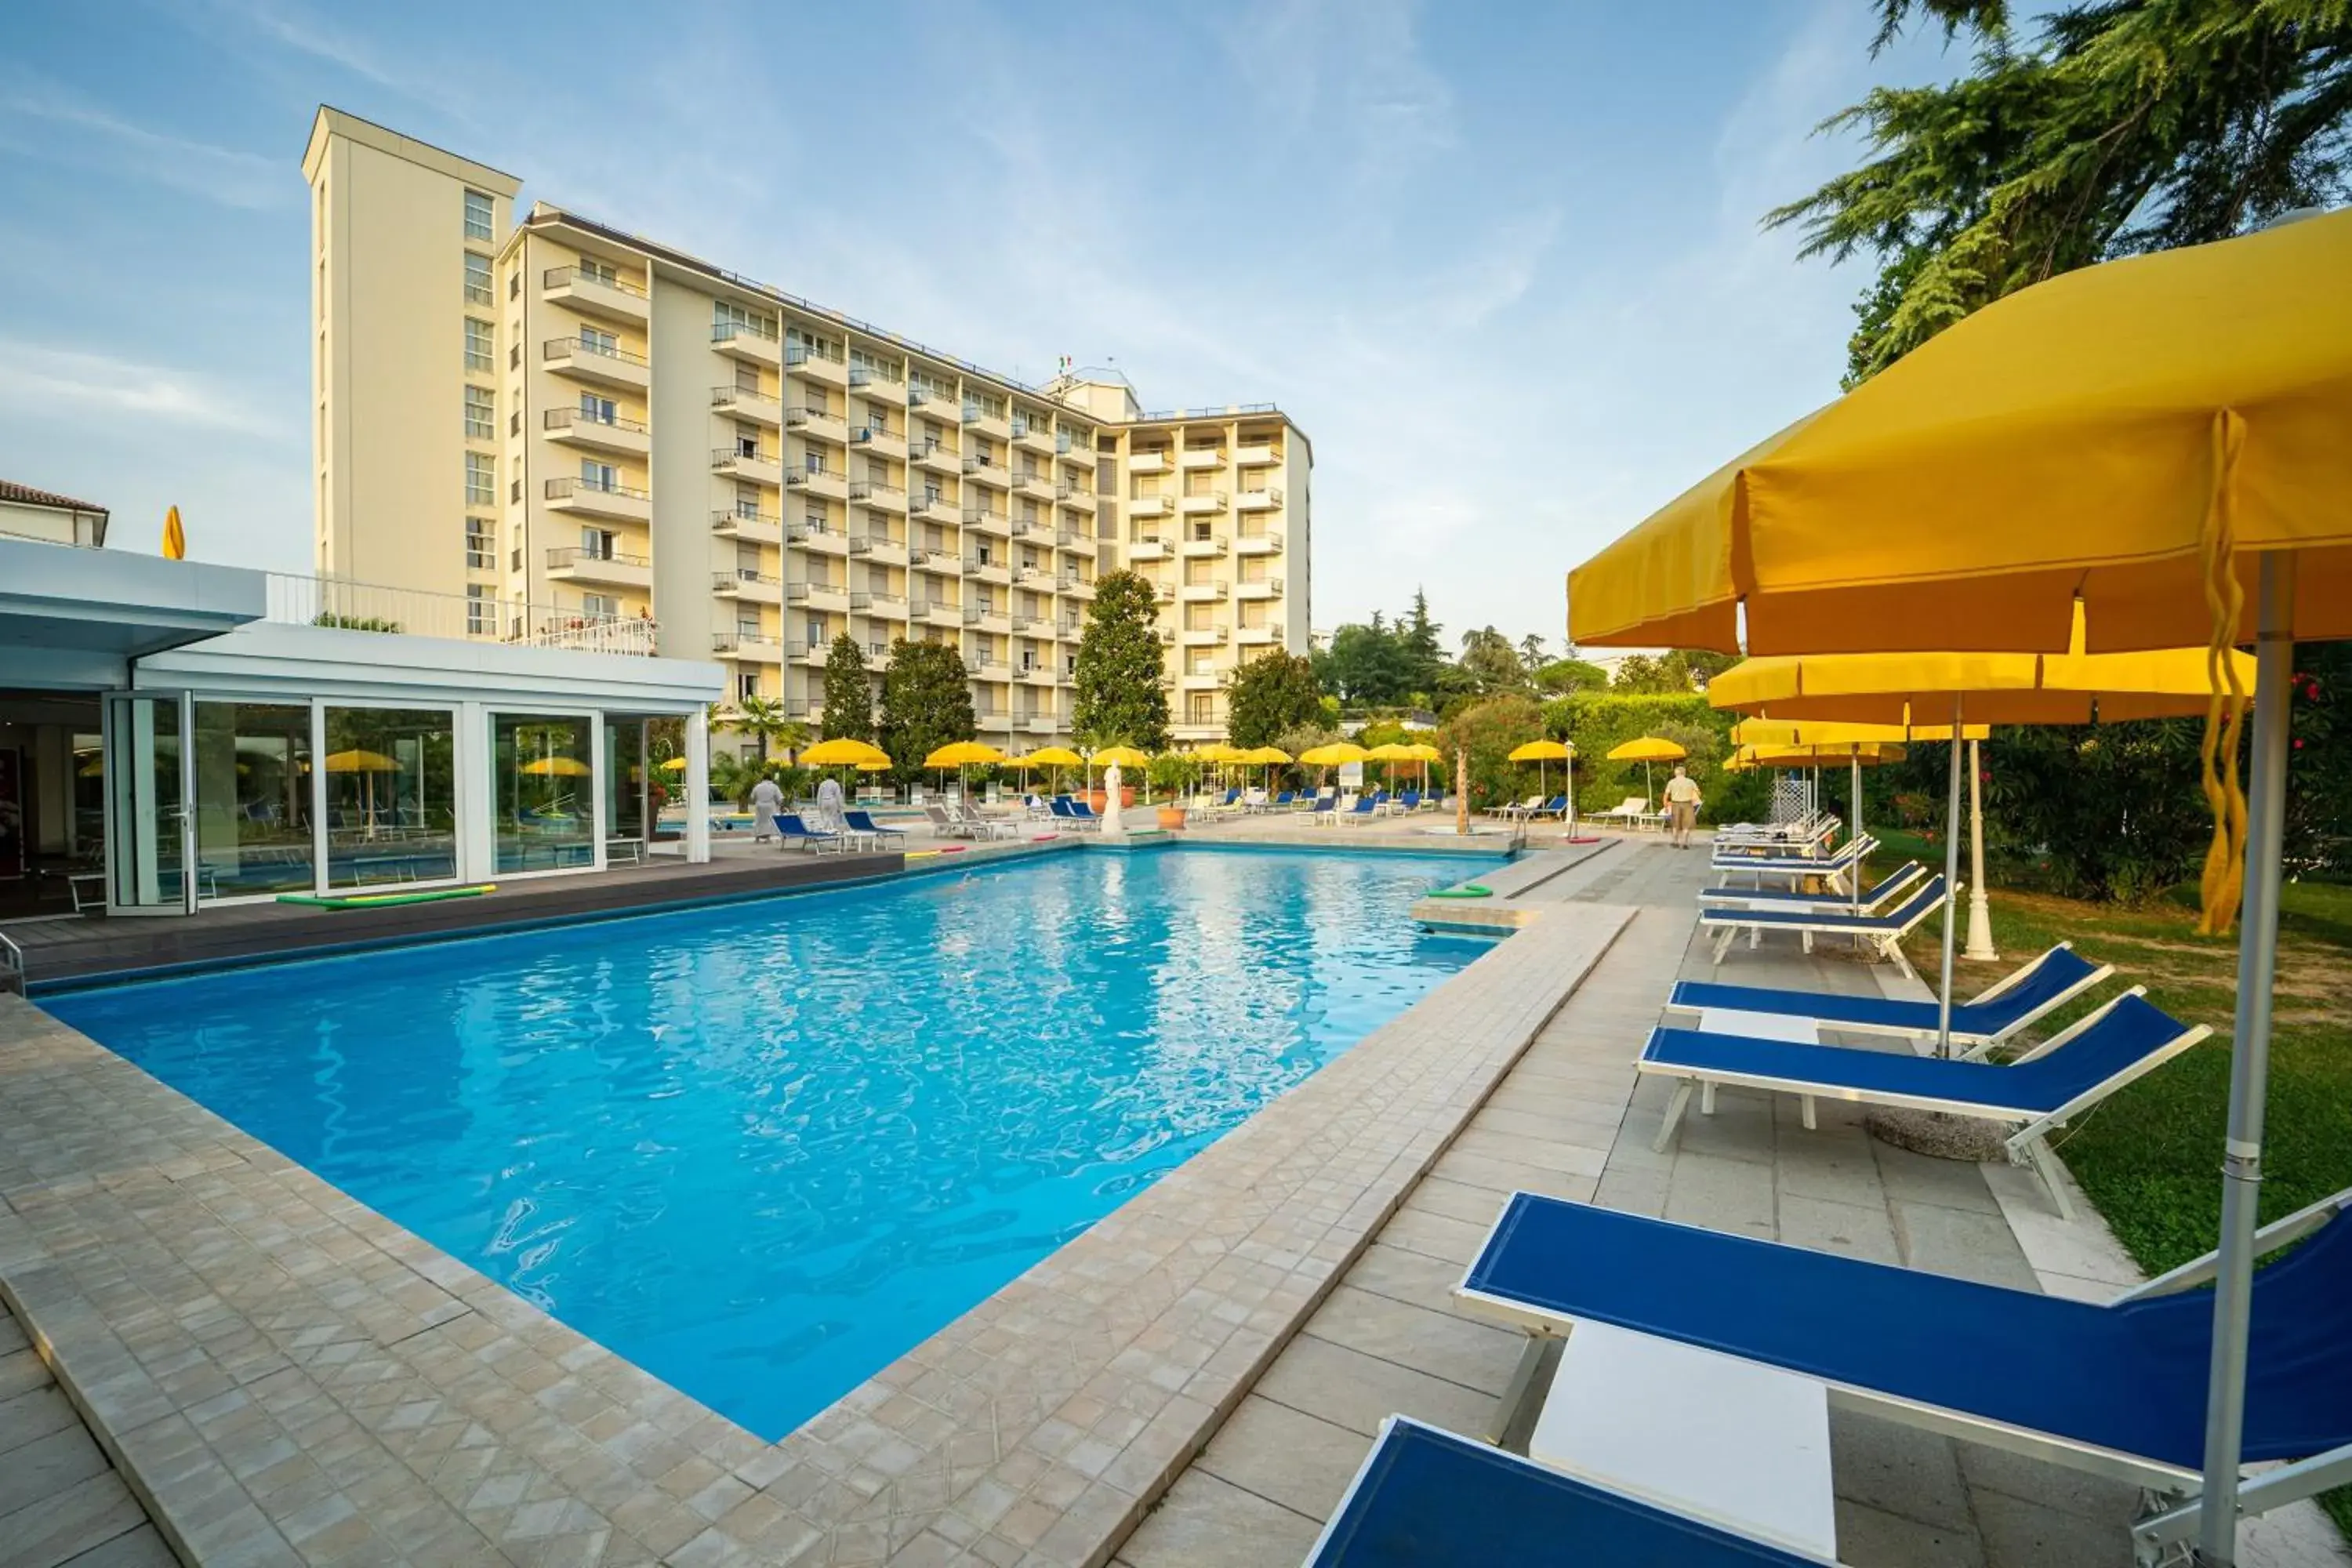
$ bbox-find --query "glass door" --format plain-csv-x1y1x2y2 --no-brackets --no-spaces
104,692,194,913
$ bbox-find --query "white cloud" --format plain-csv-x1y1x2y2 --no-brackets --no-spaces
0,340,291,440
0,73,283,209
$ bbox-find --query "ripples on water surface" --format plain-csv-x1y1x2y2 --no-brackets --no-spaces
49,846,1495,1437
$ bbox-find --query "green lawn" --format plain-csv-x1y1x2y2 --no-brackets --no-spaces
1869,838,2352,1533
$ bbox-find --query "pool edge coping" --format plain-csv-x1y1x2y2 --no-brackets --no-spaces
0,852,1628,1566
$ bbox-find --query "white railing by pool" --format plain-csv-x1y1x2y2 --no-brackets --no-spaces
263,574,662,656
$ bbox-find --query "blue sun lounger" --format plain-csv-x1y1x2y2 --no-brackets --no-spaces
1304,1417,1831,1567
1454,1189,2352,1560
1697,859,1927,916
1711,832,1871,881
842,809,906,847
1639,989,2206,1214
771,812,847,852
1668,941,2114,1055
1702,874,1947,972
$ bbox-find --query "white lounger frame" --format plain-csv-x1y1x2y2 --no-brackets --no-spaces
1456,1188,2351,1563
1711,833,1873,880
1702,878,1949,975
1697,860,1925,916
1637,988,2202,1217
1661,940,2114,1054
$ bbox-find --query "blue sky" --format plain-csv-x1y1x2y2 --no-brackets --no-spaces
0,1,1958,651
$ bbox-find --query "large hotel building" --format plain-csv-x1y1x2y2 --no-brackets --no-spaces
302,108,1309,752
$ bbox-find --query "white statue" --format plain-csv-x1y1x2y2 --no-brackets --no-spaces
1101,760,1124,834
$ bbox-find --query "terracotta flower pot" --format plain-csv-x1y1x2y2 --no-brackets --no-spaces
1156,806,1188,830
1087,786,1136,812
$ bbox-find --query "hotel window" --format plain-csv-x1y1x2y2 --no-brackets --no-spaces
464,318,494,372
579,325,617,355
579,392,616,426
806,618,824,647
1189,695,1215,724
463,385,495,440
580,459,617,492
739,672,760,699
463,189,494,241
583,593,619,619
464,252,492,306
466,583,492,634
715,299,775,339
465,517,493,569
578,255,616,285
804,507,828,533
465,452,495,506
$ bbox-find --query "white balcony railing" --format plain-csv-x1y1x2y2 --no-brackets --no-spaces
265,573,660,655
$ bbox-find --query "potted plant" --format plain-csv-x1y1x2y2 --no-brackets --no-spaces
1148,752,1196,829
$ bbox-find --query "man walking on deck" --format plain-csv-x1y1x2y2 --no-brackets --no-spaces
1662,764,1701,849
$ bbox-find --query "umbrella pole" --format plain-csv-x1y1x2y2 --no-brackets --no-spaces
2196,556,2296,1567
1851,754,1864,918
1936,697,1964,1057
1964,739,1998,961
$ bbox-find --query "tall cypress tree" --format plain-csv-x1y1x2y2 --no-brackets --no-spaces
1072,570,1171,751
820,633,873,741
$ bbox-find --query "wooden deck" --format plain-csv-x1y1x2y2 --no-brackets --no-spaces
9,846,913,989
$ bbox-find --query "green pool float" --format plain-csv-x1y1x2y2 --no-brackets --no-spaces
1426,884,1494,899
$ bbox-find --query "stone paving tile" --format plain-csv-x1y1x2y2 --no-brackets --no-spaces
1113,1470,1322,1568
1,854,1633,1568
1190,1396,1365,1522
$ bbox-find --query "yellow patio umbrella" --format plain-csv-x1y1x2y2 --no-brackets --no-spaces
1401,740,1443,798
1088,744,1149,771
658,755,688,773
1729,719,1986,747
1566,211,2352,1555
1364,741,1419,796
1297,740,1368,794
521,756,591,777
1236,745,1290,793
1606,736,1686,808
1191,741,1244,798
162,505,185,561
923,742,1004,768
802,738,891,767
321,749,396,772
1505,739,1570,804
1023,744,1083,795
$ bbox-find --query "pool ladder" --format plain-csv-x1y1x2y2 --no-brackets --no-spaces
0,930,23,996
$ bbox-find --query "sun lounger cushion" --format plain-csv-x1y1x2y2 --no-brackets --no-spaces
1642,991,2189,1116
1465,1193,2352,1473
1703,877,1943,934
1671,944,2100,1038
1308,1417,1823,1567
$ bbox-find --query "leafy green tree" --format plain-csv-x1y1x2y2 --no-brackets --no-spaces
1773,0,2352,383
1519,633,1548,670
1608,654,1683,695
878,638,976,780
1662,649,1738,691
820,633,873,741
723,693,808,762
1323,615,1414,706
1534,658,1611,695
1072,569,1170,751
1399,590,1447,698
1225,651,1325,749
1434,694,1548,813
1461,626,1529,693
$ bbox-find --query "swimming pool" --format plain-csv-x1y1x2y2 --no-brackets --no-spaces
48,845,1496,1439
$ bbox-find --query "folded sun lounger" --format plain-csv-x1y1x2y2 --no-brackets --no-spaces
1667,940,2113,1054
1454,1189,2352,1559
1305,1416,1830,1567
1701,874,1947,973
1639,989,2205,1214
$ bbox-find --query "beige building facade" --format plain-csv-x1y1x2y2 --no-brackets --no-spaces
0,481,109,549
303,108,1308,753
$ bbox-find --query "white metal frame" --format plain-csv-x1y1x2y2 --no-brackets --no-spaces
1664,942,2114,1054
1697,860,1926,915
1704,877,1948,972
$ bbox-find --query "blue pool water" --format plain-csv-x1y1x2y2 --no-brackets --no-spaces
48,846,1495,1439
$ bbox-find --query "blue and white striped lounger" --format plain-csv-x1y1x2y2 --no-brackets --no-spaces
1639,989,2205,1214
1668,941,2113,1054
1702,875,1947,971
1712,832,1871,879
1453,1189,2352,1558
1302,1416,1829,1567
1697,860,1927,916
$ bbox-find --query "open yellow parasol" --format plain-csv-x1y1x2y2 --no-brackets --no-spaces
521,756,591,777
923,742,1005,768
1606,736,1686,808
1504,739,1571,803
1088,745,1150,770
321,749,396,772
802,738,891,767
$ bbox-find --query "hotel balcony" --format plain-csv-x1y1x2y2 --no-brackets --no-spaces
911,547,958,576
1236,485,1283,512
544,475,650,523
859,532,909,565
1178,669,1223,690
1236,443,1279,467
1127,538,1169,562
1152,582,1177,604
960,405,1011,441
849,480,908,514
786,343,849,387
962,554,1010,586
545,546,652,590
1025,713,1058,734
971,660,1011,681
1058,575,1095,600
1156,628,1178,645
918,597,961,628
1056,617,1082,638
1235,624,1279,646
787,580,850,613
1010,418,1056,456
783,640,827,667
849,365,905,404
1235,531,1285,556
542,265,650,324
713,632,783,662
1018,665,1056,686
1052,525,1087,550
712,568,779,597
1179,535,1230,558
1127,495,1175,520
543,336,649,390
907,386,956,420
962,604,1010,634
1007,517,1039,542
786,466,848,503
1008,613,1042,635
1235,579,1285,601
1127,452,1169,475
711,507,782,546
1180,582,1229,602
909,492,956,524
1178,448,1226,470
909,439,961,477
786,520,848,556
1179,493,1229,516
961,456,1008,489
863,641,895,666
786,405,848,446
543,406,650,458
712,445,782,488
851,590,908,619
1181,626,1230,646
711,384,782,428
851,424,907,460
962,507,1010,538
1056,482,1096,510
712,321,782,368
1012,470,1055,502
